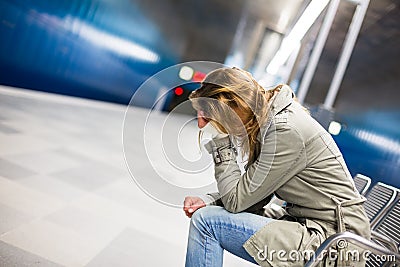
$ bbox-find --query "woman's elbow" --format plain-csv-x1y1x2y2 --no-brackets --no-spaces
221,197,244,213
224,206,241,213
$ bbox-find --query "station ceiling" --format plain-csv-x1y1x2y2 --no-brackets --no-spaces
136,0,399,112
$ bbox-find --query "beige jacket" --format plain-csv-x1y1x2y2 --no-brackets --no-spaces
204,85,370,267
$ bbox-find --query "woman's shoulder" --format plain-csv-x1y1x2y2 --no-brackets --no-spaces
284,102,327,142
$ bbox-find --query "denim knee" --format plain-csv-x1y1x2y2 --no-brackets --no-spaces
190,206,223,238
191,206,226,228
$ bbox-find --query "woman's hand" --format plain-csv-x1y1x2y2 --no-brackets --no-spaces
183,196,206,218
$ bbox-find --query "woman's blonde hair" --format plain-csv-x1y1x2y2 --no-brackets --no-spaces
189,67,282,164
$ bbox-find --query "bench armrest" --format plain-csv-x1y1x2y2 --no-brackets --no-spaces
371,230,399,253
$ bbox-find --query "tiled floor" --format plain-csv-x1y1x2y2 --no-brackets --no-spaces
0,86,255,267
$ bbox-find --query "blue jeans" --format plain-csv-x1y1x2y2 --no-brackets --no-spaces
185,206,274,267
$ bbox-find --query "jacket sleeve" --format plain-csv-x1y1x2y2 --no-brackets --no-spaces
205,123,307,213
202,192,273,216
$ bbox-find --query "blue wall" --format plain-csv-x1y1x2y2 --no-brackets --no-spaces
0,0,177,103
334,110,400,188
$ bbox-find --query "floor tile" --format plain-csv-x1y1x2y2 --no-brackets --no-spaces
0,220,111,266
0,176,65,217
0,203,34,235
7,149,82,174
50,159,128,191
0,240,63,267
0,134,57,156
44,205,125,241
86,227,185,267
0,158,36,179
17,175,87,202
0,122,20,134
75,188,189,247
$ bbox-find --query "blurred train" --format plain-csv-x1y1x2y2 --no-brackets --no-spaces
0,0,177,103
1,0,399,188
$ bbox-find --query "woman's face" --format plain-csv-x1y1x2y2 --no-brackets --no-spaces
197,110,209,129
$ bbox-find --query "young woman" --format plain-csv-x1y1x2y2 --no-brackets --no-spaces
183,67,370,267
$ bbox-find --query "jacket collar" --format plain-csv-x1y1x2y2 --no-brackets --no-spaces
257,85,294,143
